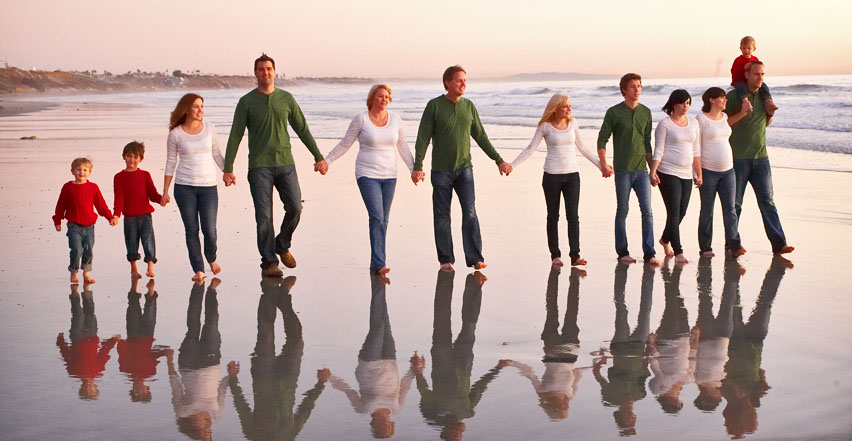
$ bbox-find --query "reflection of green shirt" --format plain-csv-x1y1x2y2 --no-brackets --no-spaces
414,96,503,172
725,89,768,160
225,89,323,172
597,102,652,173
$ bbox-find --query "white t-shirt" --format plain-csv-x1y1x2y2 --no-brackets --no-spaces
696,113,734,172
511,120,600,174
325,111,415,179
165,122,225,187
653,116,701,180
170,365,227,419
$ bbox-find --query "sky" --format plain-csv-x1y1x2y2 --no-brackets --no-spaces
2,0,851,79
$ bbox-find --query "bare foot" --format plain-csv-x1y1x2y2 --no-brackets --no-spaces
765,98,779,116
570,267,587,278
83,271,95,284
473,271,488,285
552,257,564,267
700,250,715,257
660,238,674,258
773,255,794,269
146,262,155,278
473,261,487,270
731,247,747,258
775,245,794,255
378,274,391,285
145,279,157,298
192,271,205,282
619,255,637,264
674,254,689,264
440,262,454,272
210,261,221,275
571,257,587,266
377,267,391,275
209,277,222,290
70,272,79,284
645,257,661,267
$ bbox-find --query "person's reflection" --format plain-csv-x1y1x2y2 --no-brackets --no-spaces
118,278,168,403
228,276,328,441
414,270,504,441
721,255,791,439
327,274,415,438
592,263,653,436
504,266,584,420
167,278,231,441
692,256,741,412
56,282,118,400
647,262,697,414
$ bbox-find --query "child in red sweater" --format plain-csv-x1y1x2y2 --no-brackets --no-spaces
731,36,778,116
53,157,116,284
113,141,164,279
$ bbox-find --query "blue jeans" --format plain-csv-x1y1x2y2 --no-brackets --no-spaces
698,168,741,252
174,184,218,273
123,213,156,263
733,158,787,252
614,171,656,259
431,167,484,267
66,222,94,272
247,166,302,268
357,177,396,272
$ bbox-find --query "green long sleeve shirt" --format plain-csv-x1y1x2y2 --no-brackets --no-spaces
725,89,768,160
224,88,324,173
596,102,653,173
413,96,504,172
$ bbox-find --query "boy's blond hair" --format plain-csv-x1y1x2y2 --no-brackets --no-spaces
71,157,93,170
740,36,756,47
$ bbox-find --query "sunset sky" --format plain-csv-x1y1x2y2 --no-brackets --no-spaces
2,0,850,79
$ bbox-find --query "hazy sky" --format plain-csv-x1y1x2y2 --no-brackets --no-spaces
2,0,851,78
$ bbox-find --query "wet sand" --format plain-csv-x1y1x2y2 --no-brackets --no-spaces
0,102,851,440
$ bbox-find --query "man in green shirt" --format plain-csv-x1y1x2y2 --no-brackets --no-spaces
725,61,793,255
412,65,512,271
597,73,658,265
224,54,327,277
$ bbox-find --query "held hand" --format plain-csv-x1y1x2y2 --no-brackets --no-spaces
160,193,170,207
410,353,425,375
694,177,703,188
650,172,660,187
227,360,240,376
109,216,119,226
317,368,331,383
498,162,512,176
223,172,236,187
741,98,754,114
55,224,61,232
411,170,425,185
314,160,328,175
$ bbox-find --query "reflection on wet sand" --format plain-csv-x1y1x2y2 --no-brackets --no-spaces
168,278,229,441
592,263,653,436
228,276,328,441
117,278,168,403
56,283,118,401
415,270,504,441
327,274,415,439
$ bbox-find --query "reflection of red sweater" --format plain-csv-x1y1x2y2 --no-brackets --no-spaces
53,181,113,227
113,169,162,218
56,333,118,378
731,55,759,86
117,337,167,380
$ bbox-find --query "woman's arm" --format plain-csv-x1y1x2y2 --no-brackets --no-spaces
324,114,363,165
510,124,546,169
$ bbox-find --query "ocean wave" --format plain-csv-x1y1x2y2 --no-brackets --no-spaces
771,84,852,94
499,87,555,96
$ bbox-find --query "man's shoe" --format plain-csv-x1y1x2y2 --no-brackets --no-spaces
279,251,297,269
262,265,283,278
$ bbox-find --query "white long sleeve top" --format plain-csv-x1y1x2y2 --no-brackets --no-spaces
696,113,734,172
165,122,225,187
511,120,600,174
653,116,701,180
324,111,415,179
169,365,227,420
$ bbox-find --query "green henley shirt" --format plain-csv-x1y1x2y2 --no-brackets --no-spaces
413,95,504,172
725,89,768,160
596,102,653,173
224,88,323,173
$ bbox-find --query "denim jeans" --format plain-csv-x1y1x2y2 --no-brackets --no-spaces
247,166,302,268
431,167,484,267
174,184,218,273
66,222,94,272
698,168,741,252
733,157,787,252
123,213,157,263
657,172,692,256
614,171,655,259
542,172,581,259
357,177,396,272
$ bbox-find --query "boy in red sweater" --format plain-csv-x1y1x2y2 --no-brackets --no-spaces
731,36,778,116
113,141,164,279
54,157,116,284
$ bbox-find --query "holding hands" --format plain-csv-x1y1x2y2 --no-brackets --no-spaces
650,171,660,187
109,216,119,226
223,172,236,186
600,163,614,178
411,170,425,185
498,161,513,176
313,160,328,175
160,193,170,207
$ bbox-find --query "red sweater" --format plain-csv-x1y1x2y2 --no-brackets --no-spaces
113,169,162,218
731,55,759,86
118,336,167,380
56,333,118,378
53,181,113,227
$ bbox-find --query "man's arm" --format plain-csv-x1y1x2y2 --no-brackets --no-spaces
223,99,247,185
725,92,752,127
597,109,614,177
412,101,434,184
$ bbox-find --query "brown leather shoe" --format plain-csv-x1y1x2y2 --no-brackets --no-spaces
262,265,283,278
279,251,297,268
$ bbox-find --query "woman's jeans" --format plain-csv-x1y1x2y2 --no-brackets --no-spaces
542,172,581,260
431,167,484,267
356,177,396,272
67,222,94,272
174,184,218,273
698,168,741,252
657,172,692,256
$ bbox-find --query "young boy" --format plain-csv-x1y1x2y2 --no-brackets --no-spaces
54,157,115,284
731,36,778,116
113,141,163,279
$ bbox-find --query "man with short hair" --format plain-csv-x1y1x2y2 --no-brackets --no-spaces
412,65,512,271
725,61,793,255
224,54,328,277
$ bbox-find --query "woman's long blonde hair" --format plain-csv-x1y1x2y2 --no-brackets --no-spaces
538,93,571,126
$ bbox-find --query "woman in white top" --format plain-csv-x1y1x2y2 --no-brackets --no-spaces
650,89,702,264
510,93,608,267
323,85,414,276
162,94,225,281
696,87,745,257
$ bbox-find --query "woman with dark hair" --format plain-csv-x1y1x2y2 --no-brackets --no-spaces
696,88,746,257
162,93,225,281
650,89,702,264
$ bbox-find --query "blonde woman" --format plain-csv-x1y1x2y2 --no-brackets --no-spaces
323,85,414,275
511,93,610,266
